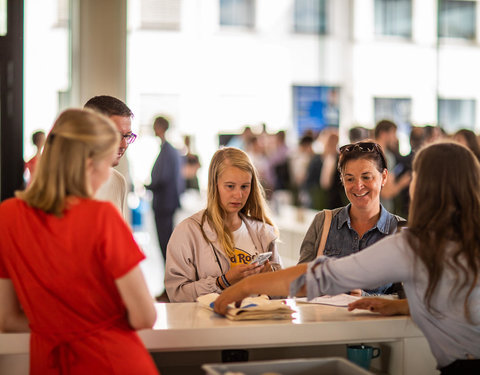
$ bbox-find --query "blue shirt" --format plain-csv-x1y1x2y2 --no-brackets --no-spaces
323,204,402,294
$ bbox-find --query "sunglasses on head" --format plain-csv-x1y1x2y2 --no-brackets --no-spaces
339,142,387,170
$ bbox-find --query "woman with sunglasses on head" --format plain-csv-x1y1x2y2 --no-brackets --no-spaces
165,147,281,302
0,109,159,374
215,141,480,374
298,140,406,296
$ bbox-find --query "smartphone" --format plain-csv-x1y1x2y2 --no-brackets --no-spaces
249,252,272,266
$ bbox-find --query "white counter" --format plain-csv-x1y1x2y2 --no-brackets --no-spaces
0,301,438,375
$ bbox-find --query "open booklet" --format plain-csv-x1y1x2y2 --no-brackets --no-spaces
197,293,294,321
294,293,361,307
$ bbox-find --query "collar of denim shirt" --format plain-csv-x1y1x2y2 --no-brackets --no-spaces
337,203,391,234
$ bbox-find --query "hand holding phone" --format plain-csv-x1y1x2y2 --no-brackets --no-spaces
249,252,272,266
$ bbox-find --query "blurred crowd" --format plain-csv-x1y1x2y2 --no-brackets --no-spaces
226,121,480,218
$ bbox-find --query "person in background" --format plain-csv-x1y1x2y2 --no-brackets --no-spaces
268,130,290,192
84,95,136,219
374,120,411,213
423,125,444,144
302,134,323,210
246,135,274,198
165,147,281,302
227,126,254,150
0,109,158,374
181,135,201,191
215,141,480,375
289,133,316,207
146,116,184,302
298,140,405,296
393,126,425,218
24,130,46,185
348,126,370,143
453,129,480,161
183,153,201,191
319,129,345,209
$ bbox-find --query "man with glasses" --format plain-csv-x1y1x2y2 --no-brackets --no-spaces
84,95,136,219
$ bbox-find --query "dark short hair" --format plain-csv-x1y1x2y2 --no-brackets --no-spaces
374,119,397,139
154,116,169,130
299,134,314,146
32,131,45,147
84,95,133,118
349,126,370,143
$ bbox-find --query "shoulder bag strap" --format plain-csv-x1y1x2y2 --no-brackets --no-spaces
316,209,332,257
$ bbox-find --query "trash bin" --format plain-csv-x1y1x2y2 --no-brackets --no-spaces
202,357,374,375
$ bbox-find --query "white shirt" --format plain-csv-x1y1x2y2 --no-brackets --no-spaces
232,221,257,264
95,168,127,220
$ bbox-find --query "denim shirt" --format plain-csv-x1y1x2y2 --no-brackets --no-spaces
323,204,402,295
324,204,396,258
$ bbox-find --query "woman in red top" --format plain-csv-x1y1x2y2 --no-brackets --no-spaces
0,109,159,374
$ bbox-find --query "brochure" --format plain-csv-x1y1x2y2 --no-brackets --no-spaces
197,293,294,321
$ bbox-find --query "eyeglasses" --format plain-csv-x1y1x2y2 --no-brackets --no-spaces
120,132,137,145
339,142,387,170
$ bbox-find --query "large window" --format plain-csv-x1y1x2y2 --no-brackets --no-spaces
140,0,181,30
294,0,327,34
438,0,476,40
220,0,254,28
438,99,476,132
24,0,70,160
374,0,412,38
374,97,411,126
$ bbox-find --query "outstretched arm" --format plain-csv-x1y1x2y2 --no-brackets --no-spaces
213,264,308,315
348,297,410,316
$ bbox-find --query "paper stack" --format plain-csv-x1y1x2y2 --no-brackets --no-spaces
197,293,294,321
295,293,360,307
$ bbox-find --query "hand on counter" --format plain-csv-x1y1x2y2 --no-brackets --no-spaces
347,298,410,316
214,264,309,315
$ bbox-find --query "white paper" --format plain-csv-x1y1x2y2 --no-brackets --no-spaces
295,293,360,307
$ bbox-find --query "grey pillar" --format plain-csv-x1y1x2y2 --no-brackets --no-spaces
71,0,127,106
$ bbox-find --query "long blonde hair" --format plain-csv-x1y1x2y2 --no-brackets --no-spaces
407,141,480,322
202,147,275,257
17,108,119,216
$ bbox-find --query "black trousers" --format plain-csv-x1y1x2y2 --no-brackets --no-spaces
440,359,480,375
153,211,174,264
